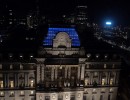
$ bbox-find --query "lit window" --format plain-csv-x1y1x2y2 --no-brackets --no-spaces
87,54,91,58
30,55,33,58
77,93,81,98
30,80,34,87
9,22,12,24
96,54,100,58
52,94,55,99
39,95,42,100
0,81,3,88
110,79,113,85
104,64,107,68
101,88,105,93
20,64,23,70
85,79,88,86
93,89,96,93
20,91,24,96
10,91,14,96
94,72,98,77
10,64,13,69
65,94,68,99
10,81,14,88
30,91,34,95
0,91,4,96
110,88,113,92
102,79,105,85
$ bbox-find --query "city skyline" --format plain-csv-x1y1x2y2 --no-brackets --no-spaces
0,0,130,25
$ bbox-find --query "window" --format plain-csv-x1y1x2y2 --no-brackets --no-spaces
101,88,105,93
77,93,81,98
104,64,107,68
10,81,14,88
39,95,42,100
52,94,56,99
30,91,34,95
10,64,13,69
92,89,96,94
30,80,34,87
110,78,113,85
85,79,88,86
10,91,14,96
20,64,23,70
65,94,68,99
110,88,113,93
45,96,50,100
102,79,105,85
94,72,98,77
20,91,24,96
0,81,3,88
0,91,4,96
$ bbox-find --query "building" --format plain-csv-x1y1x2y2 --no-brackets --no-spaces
0,26,121,100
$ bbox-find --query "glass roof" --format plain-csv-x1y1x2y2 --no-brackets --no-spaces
43,27,80,47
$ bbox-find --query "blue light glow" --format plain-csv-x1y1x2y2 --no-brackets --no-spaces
43,27,80,47
106,21,112,25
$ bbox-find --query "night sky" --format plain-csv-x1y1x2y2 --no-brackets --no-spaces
1,0,130,25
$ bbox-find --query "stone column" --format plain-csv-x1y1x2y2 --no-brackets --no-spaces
51,67,54,81
81,64,85,80
36,64,41,83
41,64,44,82
68,67,71,79
55,67,57,79
78,65,81,80
65,66,68,79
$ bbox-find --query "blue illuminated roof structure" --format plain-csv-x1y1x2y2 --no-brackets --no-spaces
43,27,80,47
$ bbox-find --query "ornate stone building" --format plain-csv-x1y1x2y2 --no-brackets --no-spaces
0,26,121,100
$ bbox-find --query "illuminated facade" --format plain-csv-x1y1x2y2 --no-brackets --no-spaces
0,27,121,100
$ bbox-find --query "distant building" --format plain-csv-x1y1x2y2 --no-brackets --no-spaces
0,26,121,100
75,5,88,25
